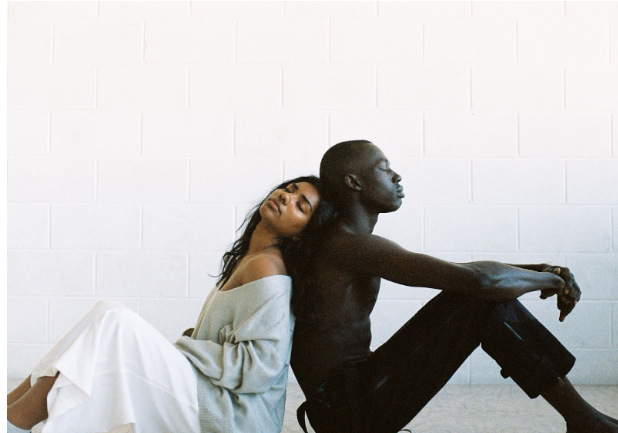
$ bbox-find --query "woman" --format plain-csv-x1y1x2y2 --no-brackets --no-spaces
7,175,335,433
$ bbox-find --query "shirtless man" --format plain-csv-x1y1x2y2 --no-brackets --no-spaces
291,140,618,433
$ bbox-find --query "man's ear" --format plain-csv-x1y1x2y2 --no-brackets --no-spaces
344,174,362,191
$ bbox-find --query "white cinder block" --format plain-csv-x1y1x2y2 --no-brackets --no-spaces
191,1,282,17
565,254,618,300
471,66,563,110
369,300,424,347
234,203,259,233
8,2,97,19
48,298,138,344
470,347,514,385
97,158,188,203
97,65,187,109
566,2,618,17
51,111,140,156
8,298,47,343
396,159,471,204
330,18,422,63
425,206,517,252
8,20,52,64
189,252,224,298
472,2,564,17
8,345,54,378
283,158,321,180
54,20,142,64
284,64,375,109
609,23,618,63
142,205,235,252
7,251,94,296
51,205,141,250
519,207,611,253
8,112,49,156
522,300,611,349
567,160,618,204
425,19,515,64
98,2,190,19
8,66,95,110
378,65,469,110
614,114,618,154
330,112,423,157
568,350,618,385
8,204,49,249
378,2,470,17
142,111,233,157
519,112,611,157
8,158,96,203
284,2,376,17
237,18,328,63
425,112,517,157
145,19,234,63
191,65,281,109
473,159,565,204
374,206,423,251
518,20,608,64
190,158,283,203
97,252,187,298
139,299,205,342
235,112,328,157
566,66,618,110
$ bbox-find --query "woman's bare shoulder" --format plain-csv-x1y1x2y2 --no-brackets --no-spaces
242,251,287,282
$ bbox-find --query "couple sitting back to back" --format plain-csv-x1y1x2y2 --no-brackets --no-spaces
8,140,617,433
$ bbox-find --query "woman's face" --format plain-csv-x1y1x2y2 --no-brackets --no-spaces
260,181,321,238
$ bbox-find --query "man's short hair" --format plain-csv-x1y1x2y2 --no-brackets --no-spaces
319,139,373,205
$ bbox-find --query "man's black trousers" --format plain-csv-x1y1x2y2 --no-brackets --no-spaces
299,291,575,433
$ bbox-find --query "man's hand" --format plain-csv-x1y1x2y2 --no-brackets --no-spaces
539,266,581,322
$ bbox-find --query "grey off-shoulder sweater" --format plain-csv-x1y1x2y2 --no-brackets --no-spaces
174,275,294,433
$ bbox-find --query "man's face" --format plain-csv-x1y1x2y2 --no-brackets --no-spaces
356,143,404,213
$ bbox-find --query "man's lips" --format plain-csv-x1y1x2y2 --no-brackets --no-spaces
396,186,405,198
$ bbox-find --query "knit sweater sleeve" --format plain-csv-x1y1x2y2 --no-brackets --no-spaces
174,282,293,394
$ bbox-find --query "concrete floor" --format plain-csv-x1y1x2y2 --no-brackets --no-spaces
8,379,618,433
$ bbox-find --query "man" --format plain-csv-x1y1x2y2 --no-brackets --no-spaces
292,140,617,433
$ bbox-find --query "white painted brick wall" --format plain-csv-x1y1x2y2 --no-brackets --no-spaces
7,112,49,156
7,1,617,386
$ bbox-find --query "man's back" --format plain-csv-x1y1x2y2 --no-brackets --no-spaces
291,225,381,396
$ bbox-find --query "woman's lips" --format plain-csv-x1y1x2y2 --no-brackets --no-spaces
269,199,280,213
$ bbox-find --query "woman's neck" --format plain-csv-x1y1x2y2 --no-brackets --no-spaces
246,222,280,255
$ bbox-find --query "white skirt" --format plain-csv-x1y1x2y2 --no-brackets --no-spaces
30,300,200,433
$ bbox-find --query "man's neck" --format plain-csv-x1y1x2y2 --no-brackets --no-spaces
337,206,379,234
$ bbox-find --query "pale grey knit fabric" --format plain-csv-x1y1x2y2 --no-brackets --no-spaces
175,275,294,433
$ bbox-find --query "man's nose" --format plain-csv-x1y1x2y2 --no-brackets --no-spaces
393,171,402,183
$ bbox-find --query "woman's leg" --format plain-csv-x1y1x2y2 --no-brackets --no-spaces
7,376,32,406
7,373,59,430
542,377,618,433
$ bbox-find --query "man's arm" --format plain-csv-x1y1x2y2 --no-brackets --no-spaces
328,233,565,303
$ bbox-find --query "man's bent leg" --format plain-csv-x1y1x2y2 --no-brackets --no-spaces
356,291,494,433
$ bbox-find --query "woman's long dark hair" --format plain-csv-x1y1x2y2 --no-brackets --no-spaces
216,175,335,319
